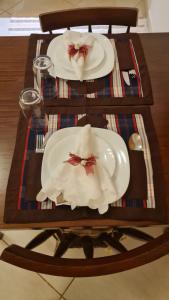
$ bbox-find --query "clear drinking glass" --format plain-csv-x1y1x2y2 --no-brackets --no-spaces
33,55,53,92
19,88,47,129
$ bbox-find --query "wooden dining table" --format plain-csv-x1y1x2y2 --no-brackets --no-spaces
0,33,169,230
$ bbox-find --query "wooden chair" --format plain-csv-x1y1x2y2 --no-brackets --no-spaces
39,7,138,34
1,227,169,277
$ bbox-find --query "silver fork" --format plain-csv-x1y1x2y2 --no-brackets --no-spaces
36,134,45,153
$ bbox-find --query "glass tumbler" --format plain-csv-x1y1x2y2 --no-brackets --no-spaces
19,88,47,129
33,55,53,93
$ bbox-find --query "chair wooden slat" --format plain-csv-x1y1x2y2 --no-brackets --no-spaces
108,25,112,34
39,7,138,33
88,25,92,32
126,26,130,33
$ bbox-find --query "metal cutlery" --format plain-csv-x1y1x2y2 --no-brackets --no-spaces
36,134,45,153
128,133,143,151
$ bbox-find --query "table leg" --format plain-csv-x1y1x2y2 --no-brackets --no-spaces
0,232,4,240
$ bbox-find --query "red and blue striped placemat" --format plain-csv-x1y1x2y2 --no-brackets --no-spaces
4,107,166,224
18,112,154,211
24,33,153,106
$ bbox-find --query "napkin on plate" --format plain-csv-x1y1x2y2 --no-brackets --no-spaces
124,150,147,200
25,153,43,201
36,124,117,214
63,30,95,81
115,38,134,70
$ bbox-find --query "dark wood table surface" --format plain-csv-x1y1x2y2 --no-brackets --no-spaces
0,33,169,229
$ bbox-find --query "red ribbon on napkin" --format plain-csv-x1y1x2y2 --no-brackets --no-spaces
65,153,96,175
68,44,90,60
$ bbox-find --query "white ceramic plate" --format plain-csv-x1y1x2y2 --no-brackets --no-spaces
47,34,105,72
47,33,115,80
41,127,130,203
42,134,116,189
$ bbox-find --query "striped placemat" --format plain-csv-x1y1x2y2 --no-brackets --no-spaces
25,33,153,106
18,112,155,211
5,106,167,224
41,39,143,99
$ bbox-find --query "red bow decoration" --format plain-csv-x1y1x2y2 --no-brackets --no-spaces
68,44,90,60
65,153,97,175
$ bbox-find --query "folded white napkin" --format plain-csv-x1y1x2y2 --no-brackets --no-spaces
36,125,117,214
63,30,95,81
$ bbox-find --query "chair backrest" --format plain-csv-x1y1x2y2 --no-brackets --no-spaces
39,7,138,34
1,230,169,277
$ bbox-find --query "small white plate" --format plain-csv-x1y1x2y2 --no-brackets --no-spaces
47,33,115,80
48,34,105,72
41,127,130,203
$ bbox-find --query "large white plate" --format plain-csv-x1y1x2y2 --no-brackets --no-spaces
47,33,115,80
42,134,116,195
41,127,130,203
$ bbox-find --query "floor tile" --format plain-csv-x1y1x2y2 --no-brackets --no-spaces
0,10,11,17
77,0,146,17
0,240,60,300
65,255,169,300
122,226,165,250
0,0,23,11
46,246,86,289
0,11,11,17
67,0,82,5
40,275,74,295
116,0,147,18
139,225,165,237
5,0,147,18
8,0,74,17
77,0,118,8
2,230,74,294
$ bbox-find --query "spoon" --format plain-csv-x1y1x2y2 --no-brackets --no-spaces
128,133,143,151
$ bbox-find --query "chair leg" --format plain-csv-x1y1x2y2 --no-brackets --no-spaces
25,230,57,250
24,227,156,258
0,232,3,240
81,236,94,258
116,227,154,242
54,233,78,258
98,232,127,253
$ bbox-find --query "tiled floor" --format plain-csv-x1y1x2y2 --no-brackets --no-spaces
64,255,169,300
0,240,61,300
1,227,169,300
0,0,146,17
